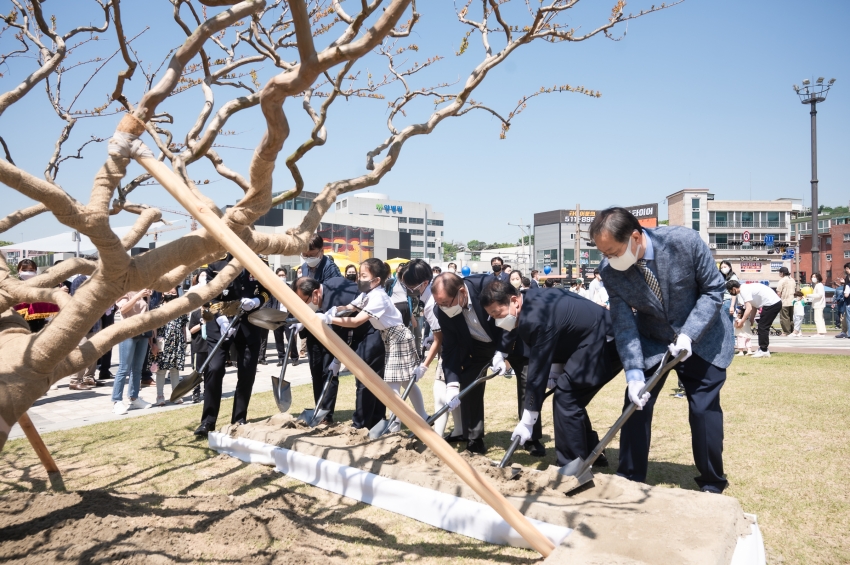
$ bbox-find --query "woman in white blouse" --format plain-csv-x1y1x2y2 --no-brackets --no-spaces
807,272,827,336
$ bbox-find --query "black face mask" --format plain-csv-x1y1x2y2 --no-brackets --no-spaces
357,279,375,293
346,273,357,281
492,264,502,273
163,293,177,302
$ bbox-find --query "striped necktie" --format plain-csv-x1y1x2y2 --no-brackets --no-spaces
637,259,663,305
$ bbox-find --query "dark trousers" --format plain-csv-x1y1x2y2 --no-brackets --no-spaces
201,319,262,427
307,338,339,421
617,353,727,491
352,330,387,429
757,301,782,351
456,340,495,442
258,330,269,362
97,310,115,377
552,341,622,466
505,357,542,442
779,305,793,334
274,325,299,361
192,349,208,394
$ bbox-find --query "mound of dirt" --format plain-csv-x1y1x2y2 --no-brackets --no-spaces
223,414,755,565
0,489,343,565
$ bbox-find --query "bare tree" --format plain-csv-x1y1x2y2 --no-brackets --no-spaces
0,0,679,449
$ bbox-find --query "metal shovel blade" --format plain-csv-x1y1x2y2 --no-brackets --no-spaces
369,378,416,440
271,376,292,413
170,370,202,402
247,309,292,331
298,367,333,427
296,407,329,427
557,456,595,490
271,328,295,413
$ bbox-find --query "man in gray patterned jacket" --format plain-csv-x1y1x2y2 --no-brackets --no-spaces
589,208,734,494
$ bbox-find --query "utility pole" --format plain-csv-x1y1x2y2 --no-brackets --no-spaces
575,204,581,281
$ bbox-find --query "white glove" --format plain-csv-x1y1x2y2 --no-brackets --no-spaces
413,364,428,382
668,334,692,361
627,379,650,410
548,363,564,390
490,351,507,375
291,322,303,334
216,315,236,338
328,358,341,376
511,409,539,446
445,383,460,411
315,310,334,325
422,334,434,350
240,297,260,311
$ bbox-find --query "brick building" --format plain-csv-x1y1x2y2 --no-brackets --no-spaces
792,211,850,286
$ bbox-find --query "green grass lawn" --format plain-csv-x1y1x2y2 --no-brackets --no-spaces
2,353,849,564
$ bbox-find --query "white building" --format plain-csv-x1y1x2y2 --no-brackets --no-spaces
333,192,445,262
262,190,445,273
667,188,798,286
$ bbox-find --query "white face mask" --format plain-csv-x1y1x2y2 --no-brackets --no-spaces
606,235,641,272
301,254,321,268
720,266,730,275
306,297,319,312
510,278,521,289
811,277,817,283
494,300,518,331
440,289,464,318
18,270,37,281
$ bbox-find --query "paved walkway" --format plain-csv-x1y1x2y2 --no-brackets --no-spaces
765,332,850,356
10,330,850,441
9,339,314,441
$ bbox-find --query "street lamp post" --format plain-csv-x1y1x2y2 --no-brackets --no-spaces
794,77,835,280
508,219,532,272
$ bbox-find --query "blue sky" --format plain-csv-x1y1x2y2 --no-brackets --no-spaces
2,0,848,248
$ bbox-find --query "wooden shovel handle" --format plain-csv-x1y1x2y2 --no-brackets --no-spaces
18,412,59,474
137,157,555,557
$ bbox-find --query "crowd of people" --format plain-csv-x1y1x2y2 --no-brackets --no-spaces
13,208,850,494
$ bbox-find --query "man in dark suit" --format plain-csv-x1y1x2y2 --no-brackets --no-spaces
292,276,386,428
529,270,540,289
480,280,623,466
432,272,507,454
590,207,734,493
490,256,508,282
195,253,270,437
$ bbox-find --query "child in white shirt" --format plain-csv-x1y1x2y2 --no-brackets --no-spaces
326,258,427,430
791,290,806,337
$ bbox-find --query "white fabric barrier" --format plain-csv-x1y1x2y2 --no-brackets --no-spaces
209,433,571,550
730,514,767,565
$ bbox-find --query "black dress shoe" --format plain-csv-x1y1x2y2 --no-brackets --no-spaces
466,438,486,455
259,359,268,365
443,432,467,444
525,439,546,457
700,485,723,494
233,419,247,426
592,451,609,468
276,360,283,367
194,422,214,437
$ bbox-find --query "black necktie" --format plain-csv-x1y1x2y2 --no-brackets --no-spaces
637,259,663,305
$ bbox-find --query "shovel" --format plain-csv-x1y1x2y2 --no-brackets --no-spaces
369,378,416,439
170,308,244,402
270,326,295,412
498,387,557,468
407,365,502,439
297,366,335,427
555,350,687,492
